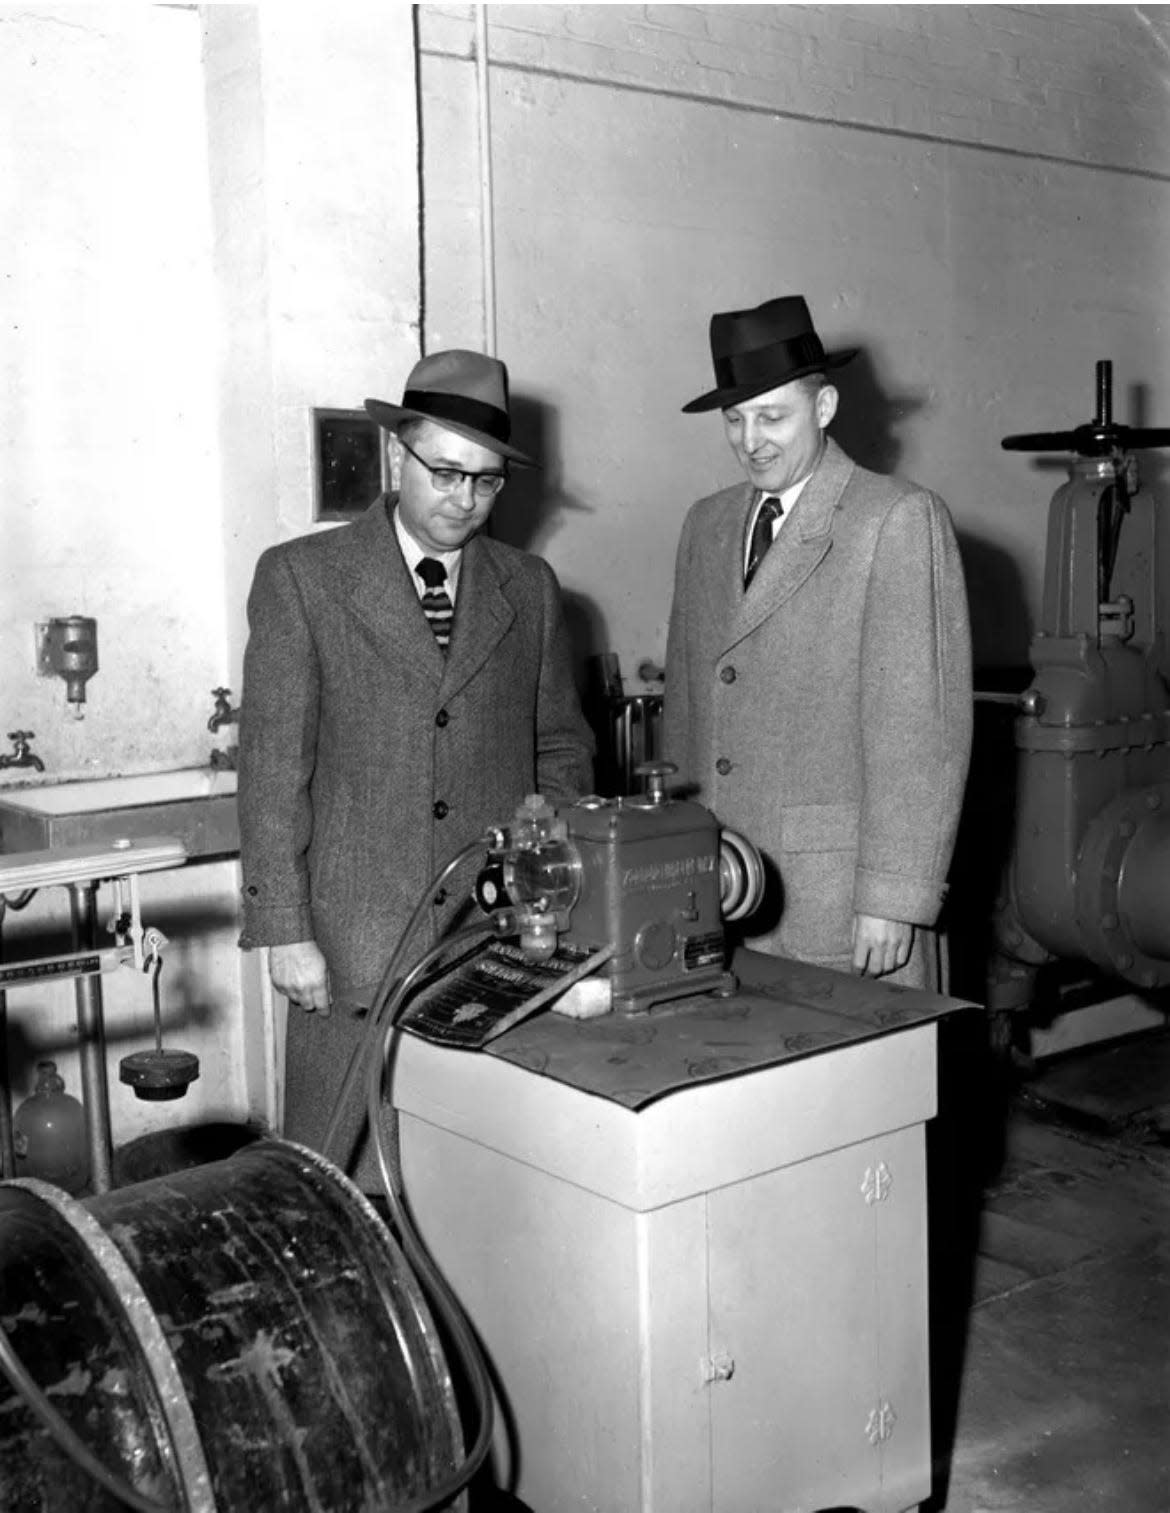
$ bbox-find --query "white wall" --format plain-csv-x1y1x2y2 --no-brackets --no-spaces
0,4,225,780
419,4,1170,681
0,2,420,1148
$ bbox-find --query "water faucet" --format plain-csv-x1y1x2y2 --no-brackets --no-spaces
0,731,45,774
208,689,241,771
208,687,241,734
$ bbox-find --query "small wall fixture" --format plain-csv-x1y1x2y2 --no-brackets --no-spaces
36,616,99,718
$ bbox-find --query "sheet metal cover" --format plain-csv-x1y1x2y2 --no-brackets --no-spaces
408,946,973,1111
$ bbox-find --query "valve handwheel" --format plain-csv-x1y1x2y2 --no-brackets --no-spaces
1001,359,1170,457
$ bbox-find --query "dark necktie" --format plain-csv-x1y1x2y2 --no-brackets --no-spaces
744,495,783,588
415,557,454,652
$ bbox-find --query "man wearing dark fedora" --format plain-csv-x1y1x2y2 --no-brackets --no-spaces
664,296,972,987
237,349,594,1182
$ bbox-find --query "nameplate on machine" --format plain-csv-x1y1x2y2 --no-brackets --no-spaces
400,937,606,1050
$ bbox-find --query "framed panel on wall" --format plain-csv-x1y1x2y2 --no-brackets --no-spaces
311,408,388,522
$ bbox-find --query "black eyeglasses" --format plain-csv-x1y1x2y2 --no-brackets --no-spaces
399,437,508,501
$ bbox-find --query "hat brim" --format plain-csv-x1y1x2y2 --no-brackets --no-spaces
364,398,538,467
681,347,858,414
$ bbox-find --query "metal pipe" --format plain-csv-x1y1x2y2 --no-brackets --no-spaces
1095,358,1112,428
0,988,13,1179
68,882,114,1193
617,704,632,792
475,5,496,356
0,899,12,1176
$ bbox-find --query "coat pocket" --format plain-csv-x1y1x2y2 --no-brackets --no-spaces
779,802,858,853
774,802,859,959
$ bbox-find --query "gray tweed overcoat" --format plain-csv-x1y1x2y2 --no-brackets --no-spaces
664,437,972,988
237,496,594,1178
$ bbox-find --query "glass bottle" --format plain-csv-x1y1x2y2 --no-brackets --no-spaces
13,1060,90,1195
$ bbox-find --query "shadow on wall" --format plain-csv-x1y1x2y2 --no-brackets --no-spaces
946,534,1033,1005
488,390,609,687
829,346,924,476
958,531,1033,674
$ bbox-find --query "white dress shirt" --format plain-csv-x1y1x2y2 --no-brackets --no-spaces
394,506,463,604
742,472,814,577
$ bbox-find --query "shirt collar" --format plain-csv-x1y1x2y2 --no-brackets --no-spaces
758,470,813,515
392,501,464,597
755,437,826,513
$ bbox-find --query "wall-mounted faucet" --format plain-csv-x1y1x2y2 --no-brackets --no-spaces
208,688,241,771
208,687,241,733
0,731,45,774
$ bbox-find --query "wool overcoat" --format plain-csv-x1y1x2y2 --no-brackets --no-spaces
663,437,972,987
237,496,594,1179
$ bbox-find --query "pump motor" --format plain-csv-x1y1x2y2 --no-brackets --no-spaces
474,763,764,1014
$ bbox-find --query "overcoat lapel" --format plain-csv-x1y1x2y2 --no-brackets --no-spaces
341,498,445,673
723,439,853,651
440,534,516,701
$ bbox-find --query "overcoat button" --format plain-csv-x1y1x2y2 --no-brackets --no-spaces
435,709,450,727
715,758,732,776
433,799,449,819
720,666,737,684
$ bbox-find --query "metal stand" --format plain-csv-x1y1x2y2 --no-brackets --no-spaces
0,837,187,1195
0,986,13,1180
68,881,115,1194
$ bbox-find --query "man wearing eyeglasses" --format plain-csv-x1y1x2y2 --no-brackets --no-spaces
237,349,594,1182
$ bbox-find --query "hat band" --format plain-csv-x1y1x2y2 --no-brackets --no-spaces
713,332,826,392
402,388,511,443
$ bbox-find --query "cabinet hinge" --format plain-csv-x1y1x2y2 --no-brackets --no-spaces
865,1399,897,1444
860,1160,893,1204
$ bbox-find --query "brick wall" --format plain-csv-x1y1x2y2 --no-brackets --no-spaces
420,4,1170,179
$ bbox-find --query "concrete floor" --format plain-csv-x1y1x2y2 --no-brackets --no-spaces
925,1020,1170,1513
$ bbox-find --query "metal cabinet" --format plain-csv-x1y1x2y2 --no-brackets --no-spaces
393,1014,939,1513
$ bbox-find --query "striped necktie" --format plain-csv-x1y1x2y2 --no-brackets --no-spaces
415,557,454,652
744,495,783,588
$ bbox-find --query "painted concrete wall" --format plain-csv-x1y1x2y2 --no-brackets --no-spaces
418,4,1170,683
1,4,225,782
0,3,419,1148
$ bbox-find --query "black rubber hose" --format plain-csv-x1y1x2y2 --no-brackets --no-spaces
365,928,501,1513
319,837,494,1167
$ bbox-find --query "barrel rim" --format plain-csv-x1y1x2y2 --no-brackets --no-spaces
0,1177,217,1513
231,1136,466,1462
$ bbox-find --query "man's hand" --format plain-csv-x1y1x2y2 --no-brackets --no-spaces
269,939,332,1016
852,914,914,978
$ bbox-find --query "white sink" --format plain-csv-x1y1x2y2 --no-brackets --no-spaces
0,768,240,857
5,768,238,815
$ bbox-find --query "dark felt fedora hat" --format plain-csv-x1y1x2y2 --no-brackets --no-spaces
365,349,537,466
682,295,857,413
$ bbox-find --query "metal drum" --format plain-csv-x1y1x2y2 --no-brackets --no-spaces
0,1137,464,1511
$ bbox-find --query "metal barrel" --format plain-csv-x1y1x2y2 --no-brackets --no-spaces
0,1137,464,1511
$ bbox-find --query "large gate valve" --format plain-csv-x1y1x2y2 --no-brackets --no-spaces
989,360,1170,1013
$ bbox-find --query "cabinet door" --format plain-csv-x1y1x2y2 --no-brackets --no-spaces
706,1128,928,1512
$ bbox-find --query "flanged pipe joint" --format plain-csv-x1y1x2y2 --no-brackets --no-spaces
1073,782,1170,991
